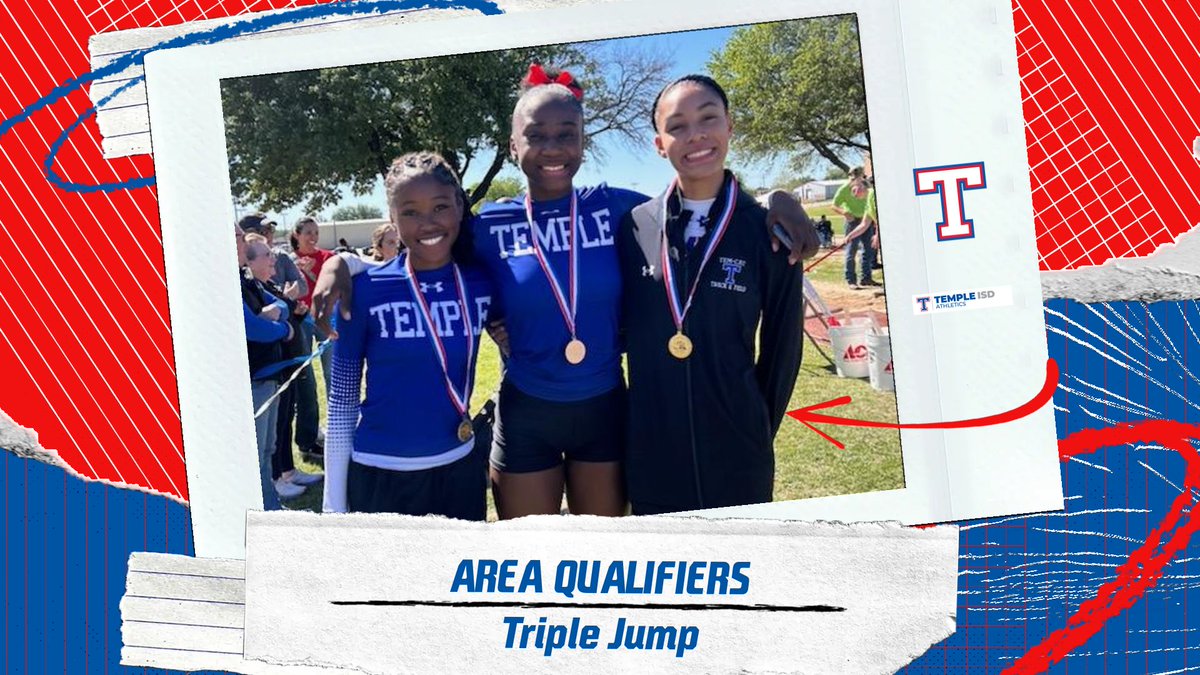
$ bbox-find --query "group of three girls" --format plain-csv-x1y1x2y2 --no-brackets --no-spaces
314,67,816,519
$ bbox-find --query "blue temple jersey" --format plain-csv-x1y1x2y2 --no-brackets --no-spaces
473,184,649,401
332,255,495,458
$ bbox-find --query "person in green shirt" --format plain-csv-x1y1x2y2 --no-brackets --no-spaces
864,186,879,250
831,166,878,289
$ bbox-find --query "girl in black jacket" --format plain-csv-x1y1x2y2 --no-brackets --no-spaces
617,75,804,515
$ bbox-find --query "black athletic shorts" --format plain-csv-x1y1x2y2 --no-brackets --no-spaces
347,443,487,520
489,379,627,473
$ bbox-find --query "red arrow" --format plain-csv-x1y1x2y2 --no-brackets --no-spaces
786,359,1060,449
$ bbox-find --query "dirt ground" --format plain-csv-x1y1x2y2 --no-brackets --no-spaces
812,281,888,316
805,242,890,317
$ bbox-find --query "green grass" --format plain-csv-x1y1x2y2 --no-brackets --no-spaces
280,276,904,513
775,342,903,501
803,201,846,226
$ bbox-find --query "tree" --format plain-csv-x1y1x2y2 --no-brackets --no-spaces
572,42,675,161
823,166,849,181
330,203,383,221
708,16,870,172
468,175,524,209
222,43,673,212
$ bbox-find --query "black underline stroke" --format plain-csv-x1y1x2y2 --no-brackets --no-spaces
330,600,844,612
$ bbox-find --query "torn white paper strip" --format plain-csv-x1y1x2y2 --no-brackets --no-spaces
120,552,361,674
235,512,958,674
120,553,247,670
1040,225,1200,302
0,409,58,467
88,0,620,158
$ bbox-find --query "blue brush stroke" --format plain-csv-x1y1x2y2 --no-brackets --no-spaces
902,298,1200,673
0,0,502,194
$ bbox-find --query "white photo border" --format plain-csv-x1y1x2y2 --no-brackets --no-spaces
144,0,1061,559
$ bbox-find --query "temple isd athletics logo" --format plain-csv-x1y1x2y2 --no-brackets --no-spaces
914,286,1013,315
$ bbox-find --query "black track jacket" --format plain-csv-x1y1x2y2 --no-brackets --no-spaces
617,171,804,514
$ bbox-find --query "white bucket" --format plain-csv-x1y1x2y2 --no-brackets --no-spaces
867,329,894,391
829,324,870,378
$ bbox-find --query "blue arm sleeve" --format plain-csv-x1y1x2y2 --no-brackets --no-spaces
244,302,289,342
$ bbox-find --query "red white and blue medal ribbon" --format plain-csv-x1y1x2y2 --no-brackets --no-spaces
404,254,476,441
524,190,586,364
659,176,738,359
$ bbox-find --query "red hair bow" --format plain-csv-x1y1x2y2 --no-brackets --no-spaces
523,63,584,101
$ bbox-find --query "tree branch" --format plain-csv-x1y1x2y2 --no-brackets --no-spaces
467,150,508,205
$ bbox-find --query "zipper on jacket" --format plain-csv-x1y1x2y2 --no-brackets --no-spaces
681,235,704,509
684,336,704,509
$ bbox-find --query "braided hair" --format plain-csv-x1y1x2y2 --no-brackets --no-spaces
385,151,462,203
384,151,475,263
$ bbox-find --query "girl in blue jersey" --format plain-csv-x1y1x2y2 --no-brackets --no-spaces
477,66,644,519
322,152,494,518
314,66,816,520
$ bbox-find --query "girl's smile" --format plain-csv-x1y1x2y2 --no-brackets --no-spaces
511,97,584,201
652,81,733,200
391,174,463,271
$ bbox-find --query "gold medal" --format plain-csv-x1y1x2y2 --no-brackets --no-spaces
658,177,737,364
564,338,587,365
457,418,474,443
407,256,478,445
668,332,693,359
526,191,588,367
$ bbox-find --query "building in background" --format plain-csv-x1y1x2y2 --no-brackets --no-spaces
796,179,845,202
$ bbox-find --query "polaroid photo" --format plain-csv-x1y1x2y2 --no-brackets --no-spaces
142,0,1061,558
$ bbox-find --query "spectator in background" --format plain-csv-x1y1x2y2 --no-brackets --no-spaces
832,166,877,289
244,233,324,499
864,153,882,269
239,215,323,486
370,223,402,262
290,215,334,462
239,214,307,299
815,214,834,248
239,227,293,511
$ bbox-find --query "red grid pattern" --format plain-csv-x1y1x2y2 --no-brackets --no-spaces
1015,0,1200,270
